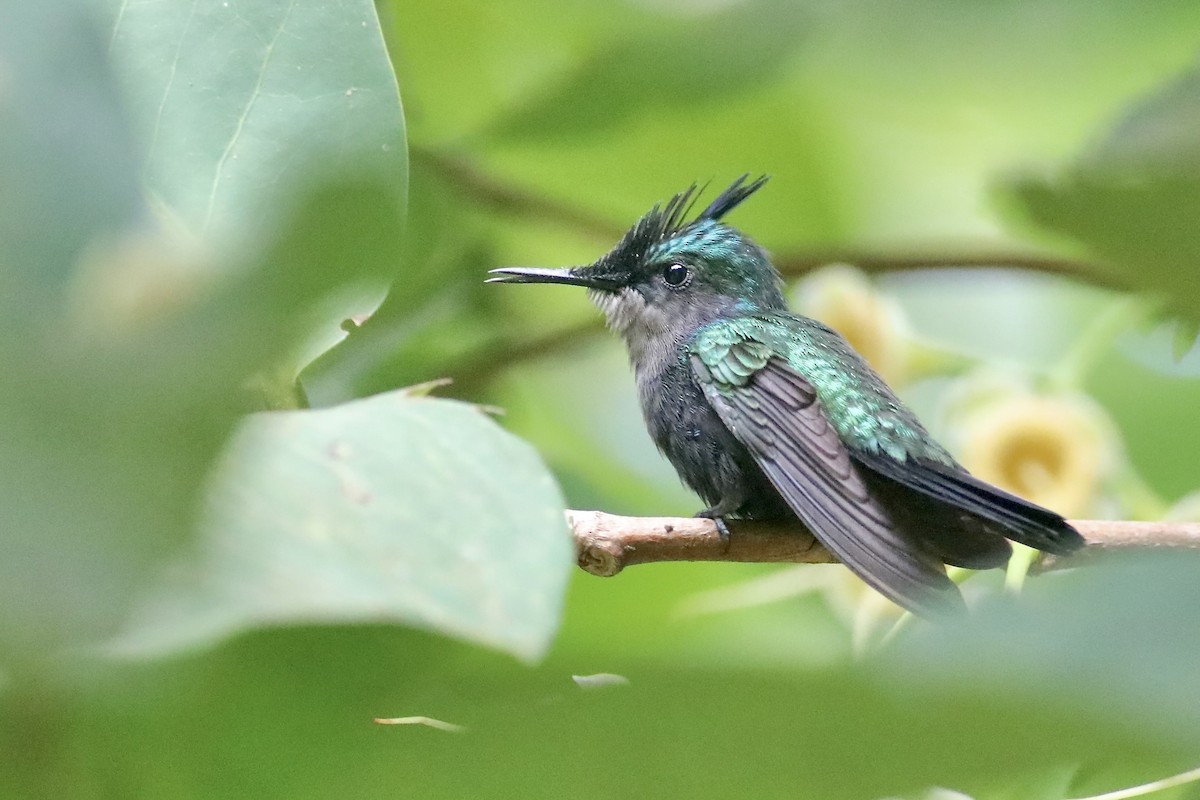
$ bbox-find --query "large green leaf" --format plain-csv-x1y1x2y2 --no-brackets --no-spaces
0,2,143,325
0,1,195,657
105,0,407,246
887,554,1200,743
1006,61,1200,327
433,556,1198,800
113,391,572,663
0,0,406,661
8,556,1198,800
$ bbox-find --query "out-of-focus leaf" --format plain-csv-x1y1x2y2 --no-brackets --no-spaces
882,553,1200,799
1077,64,1200,173
0,1,196,658
0,2,143,326
1172,317,1200,360
886,554,1200,745
77,556,1200,800
175,178,406,394
91,0,408,394
0,0,407,662
962,767,1077,800
17,553,1198,800
299,158,486,406
413,558,1198,800
484,0,808,143
1006,62,1200,335
113,391,572,663
105,0,407,247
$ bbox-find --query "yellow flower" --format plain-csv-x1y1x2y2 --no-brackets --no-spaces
791,265,913,386
950,384,1120,519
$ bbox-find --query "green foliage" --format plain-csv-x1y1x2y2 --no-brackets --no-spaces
113,391,570,663
4,0,1200,799
105,0,407,242
1008,61,1200,333
0,1,205,658
484,0,809,143
0,0,414,664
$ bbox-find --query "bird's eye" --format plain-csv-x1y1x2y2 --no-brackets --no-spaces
661,263,691,288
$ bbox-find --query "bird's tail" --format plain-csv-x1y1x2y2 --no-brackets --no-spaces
853,450,1085,561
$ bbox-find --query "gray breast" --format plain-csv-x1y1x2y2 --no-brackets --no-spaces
635,349,771,514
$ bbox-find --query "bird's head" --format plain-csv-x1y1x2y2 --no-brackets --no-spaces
488,176,784,355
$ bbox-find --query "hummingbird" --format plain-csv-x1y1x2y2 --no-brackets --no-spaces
488,176,1084,615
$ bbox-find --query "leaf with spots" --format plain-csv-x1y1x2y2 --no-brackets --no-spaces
113,391,572,663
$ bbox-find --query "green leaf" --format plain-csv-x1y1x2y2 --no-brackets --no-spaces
1077,63,1200,174
887,554,1200,747
1173,318,1200,360
182,178,406,391
0,0,407,661
1006,61,1200,336
484,0,808,143
101,0,409,346
12,556,1196,800
329,555,1195,800
298,157,486,406
113,391,572,663
0,1,201,658
0,2,143,326
105,0,407,246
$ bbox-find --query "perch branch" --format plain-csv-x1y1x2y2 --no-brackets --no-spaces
567,510,1200,577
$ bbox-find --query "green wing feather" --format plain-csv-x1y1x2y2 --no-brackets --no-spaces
690,328,963,616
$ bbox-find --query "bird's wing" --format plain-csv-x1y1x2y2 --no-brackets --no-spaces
851,449,1083,556
690,337,962,616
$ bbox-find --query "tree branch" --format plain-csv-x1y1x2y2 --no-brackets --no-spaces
445,319,604,394
424,146,1128,386
773,250,1118,289
567,510,1200,577
413,148,622,241
416,146,1120,289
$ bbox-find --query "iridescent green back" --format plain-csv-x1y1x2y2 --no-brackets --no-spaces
690,313,957,466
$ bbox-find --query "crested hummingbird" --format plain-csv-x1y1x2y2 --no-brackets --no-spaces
488,176,1084,615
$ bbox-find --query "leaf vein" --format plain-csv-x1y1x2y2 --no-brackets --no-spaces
203,0,299,231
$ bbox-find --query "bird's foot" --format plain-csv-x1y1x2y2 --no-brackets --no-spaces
694,509,732,552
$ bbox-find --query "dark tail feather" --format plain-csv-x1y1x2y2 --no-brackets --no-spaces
861,468,1014,569
853,451,1085,557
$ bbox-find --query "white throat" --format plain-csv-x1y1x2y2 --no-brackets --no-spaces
589,287,687,378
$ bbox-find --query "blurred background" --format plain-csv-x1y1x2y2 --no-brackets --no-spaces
4,0,1200,798
320,0,1200,658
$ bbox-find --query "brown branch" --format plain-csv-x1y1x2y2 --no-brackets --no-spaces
453,249,1108,389
774,251,1120,290
412,148,622,241
427,148,1125,386
416,146,1117,288
568,510,1200,577
448,318,605,394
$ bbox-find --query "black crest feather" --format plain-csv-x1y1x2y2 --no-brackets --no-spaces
600,175,769,271
700,174,770,222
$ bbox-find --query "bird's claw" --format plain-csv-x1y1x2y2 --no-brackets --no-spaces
713,517,731,551
694,510,732,552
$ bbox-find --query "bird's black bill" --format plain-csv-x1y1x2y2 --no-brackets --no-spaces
486,267,621,291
